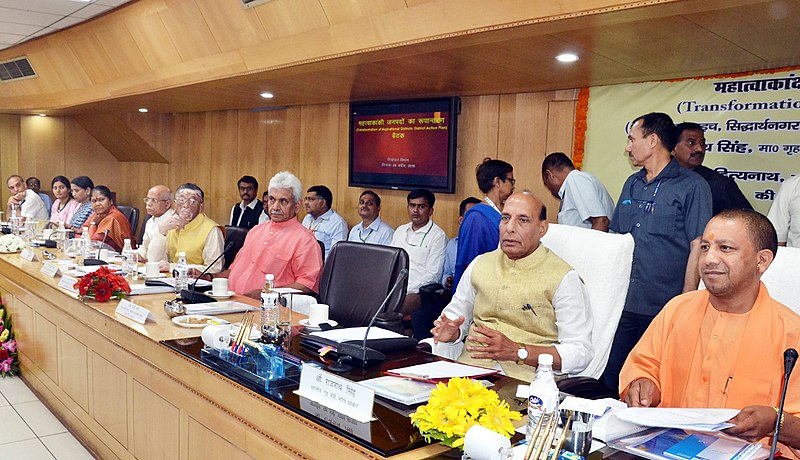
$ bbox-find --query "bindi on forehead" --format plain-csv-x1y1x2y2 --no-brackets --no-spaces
707,233,715,241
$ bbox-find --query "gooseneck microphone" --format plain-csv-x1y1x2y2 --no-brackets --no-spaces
179,241,234,304
328,268,409,372
83,230,110,265
769,348,798,460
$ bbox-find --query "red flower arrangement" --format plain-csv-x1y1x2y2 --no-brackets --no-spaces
73,266,131,302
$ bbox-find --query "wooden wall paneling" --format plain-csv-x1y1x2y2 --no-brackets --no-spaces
253,0,331,40
0,114,21,206
335,103,360,229
91,353,129,448
169,113,208,194
67,34,123,85
297,103,341,220
264,107,301,189
497,92,561,222
158,0,222,62
545,100,577,155
59,330,90,412
95,24,153,78
319,0,408,25
124,9,184,70
195,0,269,52
73,113,169,163
132,379,180,460
205,110,240,225
63,117,121,194
237,110,268,204
20,115,66,187
40,46,94,91
187,417,253,460
33,312,59,386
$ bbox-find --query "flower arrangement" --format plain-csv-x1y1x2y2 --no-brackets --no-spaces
0,234,26,253
410,377,522,449
0,298,19,377
73,266,131,302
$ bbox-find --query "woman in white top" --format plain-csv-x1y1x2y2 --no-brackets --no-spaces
50,176,80,224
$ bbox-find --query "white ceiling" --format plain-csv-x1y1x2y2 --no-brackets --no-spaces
0,0,131,52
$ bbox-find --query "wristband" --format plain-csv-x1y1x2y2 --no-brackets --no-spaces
774,407,785,431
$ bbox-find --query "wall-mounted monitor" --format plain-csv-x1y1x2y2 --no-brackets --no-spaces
349,97,460,194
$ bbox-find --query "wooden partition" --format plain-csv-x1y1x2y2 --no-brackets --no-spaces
0,89,576,237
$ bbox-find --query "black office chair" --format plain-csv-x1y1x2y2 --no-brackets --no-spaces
318,240,325,262
411,283,451,339
137,213,151,246
223,225,249,269
317,241,408,334
117,205,140,237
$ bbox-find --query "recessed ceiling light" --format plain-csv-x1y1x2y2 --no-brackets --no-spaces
38,113,46,117
260,92,274,99
138,108,149,113
556,53,579,63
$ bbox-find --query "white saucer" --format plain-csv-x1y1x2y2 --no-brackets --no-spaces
208,290,236,299
142,273,166,279
172,315,229,328
299,319,338,331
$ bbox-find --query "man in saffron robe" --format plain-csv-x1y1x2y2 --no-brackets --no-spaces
620,209,800,452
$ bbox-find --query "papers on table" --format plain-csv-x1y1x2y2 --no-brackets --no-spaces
63,264,124,277
128,283,175,296
359,376,436,406
385,361,498,381
616,407,739,432
157,278,212,288
310,327,406,343
609,428,767,460
592,398,649,442
183,301,257,316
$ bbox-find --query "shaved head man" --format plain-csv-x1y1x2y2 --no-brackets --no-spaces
137,184,175,262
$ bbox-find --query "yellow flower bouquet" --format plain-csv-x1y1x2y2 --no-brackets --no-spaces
410,377,521,449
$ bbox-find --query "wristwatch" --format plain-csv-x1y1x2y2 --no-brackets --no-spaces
516,344,528,365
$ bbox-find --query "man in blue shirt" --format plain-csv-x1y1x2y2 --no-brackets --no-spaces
302,185,348,259
441,196,481,290
601,112,712,393
453,158,514,291
347,190,394,245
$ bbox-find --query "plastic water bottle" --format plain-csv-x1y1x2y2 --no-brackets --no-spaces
526,353,560,441
79,227,92,266
260,274,280,344
174,251,189,294
121,239,138,280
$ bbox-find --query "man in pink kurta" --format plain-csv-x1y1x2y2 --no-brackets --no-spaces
620,209,800,452
206,172,322,298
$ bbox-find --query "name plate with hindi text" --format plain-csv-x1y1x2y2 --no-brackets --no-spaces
20,248,37,262
40,262,59,278
295,365,374,423
115,299,154,325
58,275,79,294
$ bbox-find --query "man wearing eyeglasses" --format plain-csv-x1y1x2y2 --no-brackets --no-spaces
601,112,712,393
136,184,174,263
229,175,263,229
149,183,225,273
452,159,515,292
207,172,322,297
391,189,448,317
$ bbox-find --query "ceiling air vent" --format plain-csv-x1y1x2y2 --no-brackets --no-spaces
241,0,274,8
0,56,36,82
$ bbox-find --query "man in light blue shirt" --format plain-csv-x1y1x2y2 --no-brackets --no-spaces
302,185,348,259
347,190,393,245
542,152,615,232
441,196,481,289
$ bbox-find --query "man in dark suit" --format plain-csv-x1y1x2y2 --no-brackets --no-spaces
229,175,263,229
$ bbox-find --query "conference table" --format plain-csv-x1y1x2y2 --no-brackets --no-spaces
0,248,527,459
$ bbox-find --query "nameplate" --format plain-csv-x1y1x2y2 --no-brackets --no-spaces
115,299,154,325
58,275,79,294
40,263,59,278
299,397,372,441
20,248,37,262
294,366,374,423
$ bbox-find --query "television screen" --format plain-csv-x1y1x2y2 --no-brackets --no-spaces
349,97,459,193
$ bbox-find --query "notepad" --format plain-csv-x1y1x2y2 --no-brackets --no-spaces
385,361,499,382
359,376,437,406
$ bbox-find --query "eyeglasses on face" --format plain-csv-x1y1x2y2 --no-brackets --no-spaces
175,197,201,206
143,198,170,204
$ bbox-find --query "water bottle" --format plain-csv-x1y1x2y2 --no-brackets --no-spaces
78,227,91,266
526,353,559,441
8,208,21,235
121,239,138,280
260,274,280,344
174,251,189,294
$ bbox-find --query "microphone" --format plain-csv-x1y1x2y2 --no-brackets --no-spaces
328,268,409,372
179,241,234,304
84,230,110,265
769,348,798,460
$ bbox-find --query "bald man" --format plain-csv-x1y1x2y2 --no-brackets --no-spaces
137,185,174,262
431,192,593,382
